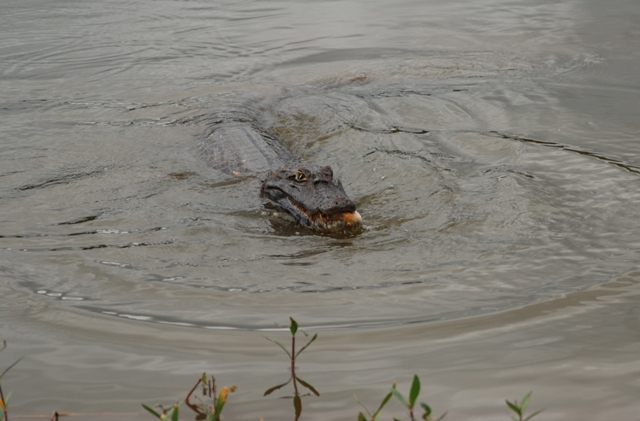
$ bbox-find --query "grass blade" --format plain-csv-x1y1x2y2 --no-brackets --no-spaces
141,404,162,418
375,392,393,416
170,405,179,421
434,410,448,421
390,385,408,408
506,400,521,416
353,394,372,418
524,409,544,421
211,387,231,421
520,391,532,412
520,392,531,413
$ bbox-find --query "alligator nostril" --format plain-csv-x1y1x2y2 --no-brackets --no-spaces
326,195,356,213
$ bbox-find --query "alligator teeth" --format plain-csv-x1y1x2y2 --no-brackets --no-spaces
288,200,361,231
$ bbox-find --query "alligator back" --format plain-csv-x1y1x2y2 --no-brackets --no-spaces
199,123,297,175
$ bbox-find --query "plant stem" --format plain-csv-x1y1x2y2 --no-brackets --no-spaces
0,384,9,421
291,333,298,395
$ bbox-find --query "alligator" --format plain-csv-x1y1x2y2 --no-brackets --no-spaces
199,121,362,232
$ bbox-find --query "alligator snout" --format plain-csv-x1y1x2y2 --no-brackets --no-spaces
320,195,356,214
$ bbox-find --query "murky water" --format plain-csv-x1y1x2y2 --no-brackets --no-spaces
2,0,640,419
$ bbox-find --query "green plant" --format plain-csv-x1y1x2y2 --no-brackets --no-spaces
143,374,235,421
0,341,23,421
391,375,446,421
357,375,445,421
506,391,543,421
354,389,393,421
136,318,545,421
142,402,180,421
184,373,236,421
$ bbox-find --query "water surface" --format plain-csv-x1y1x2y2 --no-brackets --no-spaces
1,0,640,419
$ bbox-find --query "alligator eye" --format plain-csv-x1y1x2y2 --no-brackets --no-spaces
294,171,307,182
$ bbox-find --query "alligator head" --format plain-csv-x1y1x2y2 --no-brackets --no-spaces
260,165,362,232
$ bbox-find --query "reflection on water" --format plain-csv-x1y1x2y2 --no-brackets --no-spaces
262,320,319,421
1,0,640,419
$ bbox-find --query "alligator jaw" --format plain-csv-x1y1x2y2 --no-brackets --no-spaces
291,200,362,231
266,194,362,232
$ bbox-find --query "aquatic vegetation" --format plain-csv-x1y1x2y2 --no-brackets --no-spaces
143,373,236,421
3,323,543,421
356,375,445,421
142,402,180,421
506,391,543,421
0,341,23,421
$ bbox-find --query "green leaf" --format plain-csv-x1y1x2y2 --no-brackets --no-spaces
170,404,179,421
290,317,298,336
357,412,367,421
506,400,521,415
0,355,23,380
409,375,420,408
375,392,393,416
434,411,448,421
353,394,372,417
520,391,532,412
523,409,544,421
209,386,235,421
141,404,162,419
420,402,432,417
264,378,292,396
201,373,208,395
263,335,292,358
295,333,318,358
390,385,409,408
211,397,226,421
296,376,320,396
